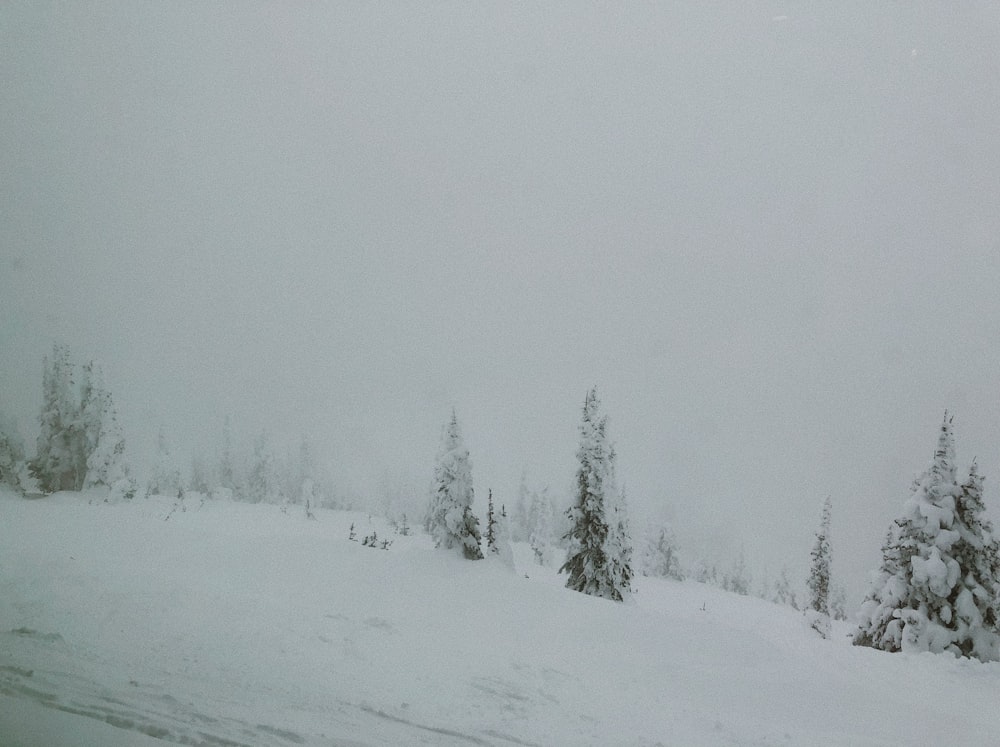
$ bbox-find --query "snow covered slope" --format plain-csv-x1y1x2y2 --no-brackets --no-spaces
2,490,998,746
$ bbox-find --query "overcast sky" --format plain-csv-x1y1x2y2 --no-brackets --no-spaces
4,2,1000,600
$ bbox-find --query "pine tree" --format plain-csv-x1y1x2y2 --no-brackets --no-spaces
218,415,236,492
486,488,497,553
0,412,25,489
642,524,684,580
511,469,531,542
948,460,1000,659
528,486,554,565
246,430,276,504
772,566,798,609
147,427,182,497
492,504,516,568
427,411,483,559
854,415,1000,659
806,496,833,637
31,344,81,492
561,387,632,601
80,362,126,489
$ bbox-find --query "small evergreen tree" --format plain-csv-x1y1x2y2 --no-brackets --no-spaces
561,387,632,601
485,488,497,553
147,427,182,498
806,496,833,638
426,411,483,559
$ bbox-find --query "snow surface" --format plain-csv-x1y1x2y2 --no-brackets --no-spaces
2,489,999,746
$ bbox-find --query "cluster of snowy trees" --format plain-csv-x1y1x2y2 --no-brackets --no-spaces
424,388,635,601
18,344,128,494
147,418,339,510
854,415,1000,661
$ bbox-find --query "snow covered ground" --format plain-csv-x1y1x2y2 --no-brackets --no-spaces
2,490,999,746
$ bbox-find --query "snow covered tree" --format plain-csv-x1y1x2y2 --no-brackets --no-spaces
147,426,182,497
806,496,833,637
218,415,236,492
830,583,848,621
80,362,126,489
948,460,1000,659
0,412,25,490
491,504,516,568
246,430,277,504
31,344,82,492
854,415,1000,660
485,488,497,553
561,387,632,601
772,566,799,609
642,524,684,580
723,550,750,595
511,469,531,542
427,411,483,559
528,486,554,565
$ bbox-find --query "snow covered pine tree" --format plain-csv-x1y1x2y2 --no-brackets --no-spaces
854,414,1000,660
805,496,833,638
426,411,483,559
561,387,632,601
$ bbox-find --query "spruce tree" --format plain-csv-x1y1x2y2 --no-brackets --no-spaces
806,496,833,638
0,412,25,490
642,524,684,580
31,344,80,492
81,362,126,489
511,469,531,542
528,486,554,565
854,415,1000,659
427,411,483,559
561,387,632,601
486,488,497,553
948,461,1000,659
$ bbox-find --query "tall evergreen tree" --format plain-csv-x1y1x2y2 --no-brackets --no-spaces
806,496,833,637
486,488,497,553
854,415,1000,659
561,387,632,601
0,412,25,489
427,411,483,559
31,344,81,492
218,415,236,492
511,469,531,542
80,362,126,489
948,461,1000,659
147,426,182,497
528,486,554,565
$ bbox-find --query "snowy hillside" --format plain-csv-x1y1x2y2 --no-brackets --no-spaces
2,490,999,746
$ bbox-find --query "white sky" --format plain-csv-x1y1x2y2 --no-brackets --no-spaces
4,2,1000,600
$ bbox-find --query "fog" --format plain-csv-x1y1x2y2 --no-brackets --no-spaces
4,2,1000,600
